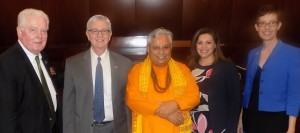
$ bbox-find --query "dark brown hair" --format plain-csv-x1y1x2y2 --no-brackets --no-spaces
256,5,282,22
186,27,229,69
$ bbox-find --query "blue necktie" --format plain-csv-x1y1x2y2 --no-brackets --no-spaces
94,57,105,123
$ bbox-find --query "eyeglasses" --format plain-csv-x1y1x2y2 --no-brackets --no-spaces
257,21,279,27
88,29,111,35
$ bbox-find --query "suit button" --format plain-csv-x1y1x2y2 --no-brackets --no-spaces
50,118,52,121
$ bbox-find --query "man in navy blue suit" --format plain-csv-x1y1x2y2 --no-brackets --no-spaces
0,8,62,133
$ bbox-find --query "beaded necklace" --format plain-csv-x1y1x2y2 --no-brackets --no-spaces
151,66,171,93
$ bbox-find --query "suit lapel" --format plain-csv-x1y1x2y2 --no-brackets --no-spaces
81,50,94,100
209,61,219,78
15,43,54,113
260,41,282,69
15,44,40,82
250,48,261,77
41,54,58,114
109,52,119,104
41,53,52,80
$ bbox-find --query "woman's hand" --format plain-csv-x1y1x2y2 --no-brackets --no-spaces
237,108,243,133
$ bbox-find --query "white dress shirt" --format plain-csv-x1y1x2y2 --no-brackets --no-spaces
18,40,57,111
90,48,113,121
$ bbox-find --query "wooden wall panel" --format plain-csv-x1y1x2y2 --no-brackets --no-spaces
280,0,300,45
109,36,147,62
135,0,182,38
182,0,233,42
89,0,136,36
58,0,90,43
230,0,284,44
42,0,90,66
1,0,300,68
42,0,64,44
0,0,42,47
1,0,300,47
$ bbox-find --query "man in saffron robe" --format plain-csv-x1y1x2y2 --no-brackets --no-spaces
126,28,200,133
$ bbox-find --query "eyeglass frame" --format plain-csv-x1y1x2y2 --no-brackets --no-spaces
88,28,111,35
256,21,280,27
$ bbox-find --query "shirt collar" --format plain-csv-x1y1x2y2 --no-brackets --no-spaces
18,40,41,61
90,48,109,61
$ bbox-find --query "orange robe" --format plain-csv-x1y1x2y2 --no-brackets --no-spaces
126,61,200,133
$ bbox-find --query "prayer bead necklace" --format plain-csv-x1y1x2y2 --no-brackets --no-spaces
151,66,171,93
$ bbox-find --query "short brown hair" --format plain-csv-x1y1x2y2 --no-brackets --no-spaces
256,5,282,22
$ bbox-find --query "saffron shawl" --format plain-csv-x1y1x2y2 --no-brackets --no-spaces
132,56,192,133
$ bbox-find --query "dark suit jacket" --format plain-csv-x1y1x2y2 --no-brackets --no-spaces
206,60,241,133
63,49,132,133
0,42,62,133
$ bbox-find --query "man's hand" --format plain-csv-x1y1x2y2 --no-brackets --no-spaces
165,110,184,126
155,100,178,117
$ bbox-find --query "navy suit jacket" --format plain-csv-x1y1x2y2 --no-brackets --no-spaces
0,42,62,133
205,60,241,132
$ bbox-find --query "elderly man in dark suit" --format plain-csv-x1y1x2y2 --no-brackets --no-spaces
0,8,62,133
63,14,132,133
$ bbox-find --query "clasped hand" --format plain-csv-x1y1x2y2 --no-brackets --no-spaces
155,101,184,126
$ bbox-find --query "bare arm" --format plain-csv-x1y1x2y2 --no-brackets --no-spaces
286,116,297,133
237,108,243,133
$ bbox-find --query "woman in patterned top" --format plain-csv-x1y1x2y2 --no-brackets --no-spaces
186,27,241,133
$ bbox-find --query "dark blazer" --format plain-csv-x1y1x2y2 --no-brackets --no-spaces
63,49,132,133
0,42,62,133
206,60,241,133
